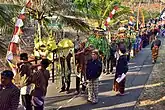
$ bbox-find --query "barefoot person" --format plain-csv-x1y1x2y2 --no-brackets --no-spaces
113,49,128,96
86,50,102,104
151,36,161,63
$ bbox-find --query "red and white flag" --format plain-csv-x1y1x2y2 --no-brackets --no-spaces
6,0,32,76
26,0,32,8
6,0,32,63
104,6,118,30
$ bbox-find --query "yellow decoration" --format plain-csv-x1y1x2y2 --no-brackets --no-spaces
120,20,128,24
58,38,74,49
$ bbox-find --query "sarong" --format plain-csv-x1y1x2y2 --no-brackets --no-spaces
152,46,159,61
113,74,126,94
88,79,99,103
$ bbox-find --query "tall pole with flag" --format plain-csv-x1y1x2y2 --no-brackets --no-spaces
104,6,119,30
6,0,32,76
103,5,118,43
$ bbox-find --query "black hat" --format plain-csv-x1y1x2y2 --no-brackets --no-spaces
1,70,14,79
41,59,50,68
20,53,28,60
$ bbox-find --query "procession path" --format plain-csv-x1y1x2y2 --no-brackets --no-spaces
45,38,164,110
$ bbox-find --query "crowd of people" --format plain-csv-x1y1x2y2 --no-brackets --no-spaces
0,53,51,110
0,18,164,110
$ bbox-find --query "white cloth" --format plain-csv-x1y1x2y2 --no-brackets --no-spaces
17,104,26,110
6,51,13,61
11,35,20,43
116,73,126,83
74,40,80,49
20,84,34,95
15,19,24,27
115,52,120,60
31,96,44,107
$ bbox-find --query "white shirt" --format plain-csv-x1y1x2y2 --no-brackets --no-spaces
20,84,34,95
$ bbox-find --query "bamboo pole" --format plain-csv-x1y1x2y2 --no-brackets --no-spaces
52,51,55,83
136,2,141,30
160,0,162,14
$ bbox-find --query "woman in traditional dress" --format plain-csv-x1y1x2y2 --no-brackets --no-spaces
113,49,128,96
151,36,161,63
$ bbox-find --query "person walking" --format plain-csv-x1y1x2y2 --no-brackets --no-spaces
151,36,161,63
60,51,73,94
0,70,20,110
86,50,102,104
31,59,50,110
107,39,117,74
113,49,128,96
17,53,33,110
75,42,86,94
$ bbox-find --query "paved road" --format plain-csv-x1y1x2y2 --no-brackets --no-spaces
45,39,162,110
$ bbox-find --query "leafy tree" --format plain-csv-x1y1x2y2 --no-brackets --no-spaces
73,0,132,29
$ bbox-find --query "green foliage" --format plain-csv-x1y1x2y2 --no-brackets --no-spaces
34,33,57,60
34,34,57,51
74,0,120,19
86,34,109,56
73,0,131,28
0,3,22,56
142,9,160,21
0,39,7,55
0,4,21,27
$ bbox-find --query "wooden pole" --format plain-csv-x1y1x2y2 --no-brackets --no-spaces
137,2,141,30
160,0,162,14
52,51,55,83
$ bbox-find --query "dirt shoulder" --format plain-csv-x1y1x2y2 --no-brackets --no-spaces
135,39,165,110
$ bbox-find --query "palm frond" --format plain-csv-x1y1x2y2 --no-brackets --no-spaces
0,38,7,55
0,4,22,27
59,15,90,32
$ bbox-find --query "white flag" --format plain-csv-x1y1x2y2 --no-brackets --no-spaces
15,19,24,27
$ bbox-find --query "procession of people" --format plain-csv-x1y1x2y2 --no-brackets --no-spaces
0,12,164,110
